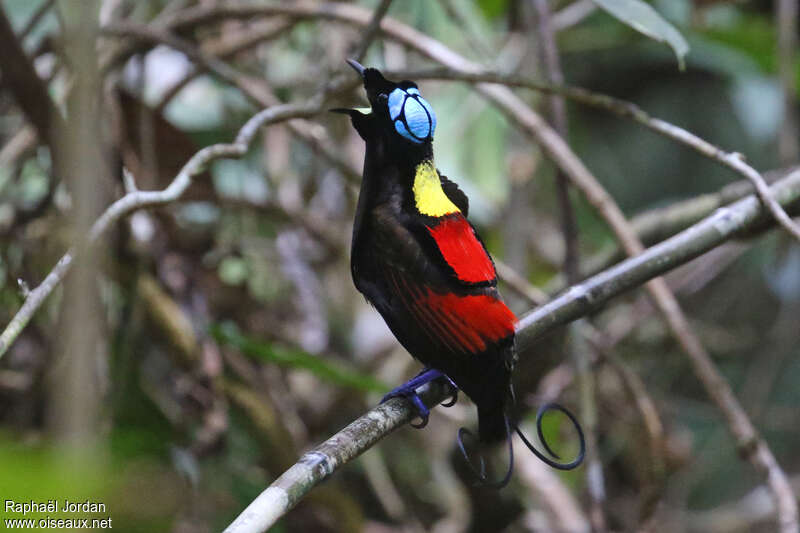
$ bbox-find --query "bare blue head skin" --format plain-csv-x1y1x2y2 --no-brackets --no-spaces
338,59,436,145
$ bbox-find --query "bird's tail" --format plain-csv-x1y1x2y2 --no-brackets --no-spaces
478,397,510,444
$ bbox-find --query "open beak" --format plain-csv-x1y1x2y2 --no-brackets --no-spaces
346,58,366,78
330,59,369,115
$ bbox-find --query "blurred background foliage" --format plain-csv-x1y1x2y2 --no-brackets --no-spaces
0,0,799,532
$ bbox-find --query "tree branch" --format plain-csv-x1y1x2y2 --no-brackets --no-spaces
132,5,797,528
515,169,800,348
223,381,452,533
0,7,64,154
386,67,800,242
0,100,320,359
224,168,800,533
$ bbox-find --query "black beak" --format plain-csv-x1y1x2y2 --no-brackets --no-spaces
346,58,366,78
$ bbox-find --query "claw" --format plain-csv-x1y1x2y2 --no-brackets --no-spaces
409,394,430,427
410,415,429,429
441,375,458,407
441,390,458,408
382,368,456,427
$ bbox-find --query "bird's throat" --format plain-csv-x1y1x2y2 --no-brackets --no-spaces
412,160,460,217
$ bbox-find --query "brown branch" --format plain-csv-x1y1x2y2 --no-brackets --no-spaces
531,2,603,528
777,0,799,164
0,7,64,153
386,67,800,242
351,0,393,61
225,170,800,533
101,20,360,182
532,0,580,284
0,100,320,360
154,17,296,113
134,6,797,528
18,0,55,41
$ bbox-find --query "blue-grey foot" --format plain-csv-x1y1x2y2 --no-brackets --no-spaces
381,368,458,428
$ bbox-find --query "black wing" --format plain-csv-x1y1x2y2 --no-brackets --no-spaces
439,172,469,216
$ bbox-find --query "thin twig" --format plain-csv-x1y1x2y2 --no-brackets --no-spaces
570,321,607,532
144,6,798,528
386,67,800,242
223,381,452,533
351,0,393,62
0,7,64,154
552,0,597,32
514,170,800,348
0,100,319,359
225,169,800,533
777,0,799,164
154,18,296,113
567,171,789,286
18,0,55,41
101,19,360,182
531,0,580,284
531,2,603,528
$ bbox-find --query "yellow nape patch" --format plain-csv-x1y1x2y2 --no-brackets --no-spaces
412,161,460,217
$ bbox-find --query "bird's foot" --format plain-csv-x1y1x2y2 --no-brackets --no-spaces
381,368,458,428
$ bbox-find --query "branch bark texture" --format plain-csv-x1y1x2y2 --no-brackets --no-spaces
226,169,800,533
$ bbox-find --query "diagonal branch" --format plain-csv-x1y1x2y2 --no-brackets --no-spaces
223,382,450,533
514,170,800,348
351,0,393,61
0,100,320,359
0,7,65,154
224,168,800,533
386,67,800,242
122,5,797,529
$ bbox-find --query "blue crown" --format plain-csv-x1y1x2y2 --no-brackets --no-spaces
387,87,436,144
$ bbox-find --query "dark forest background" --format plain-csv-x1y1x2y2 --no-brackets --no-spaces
1,1,799,532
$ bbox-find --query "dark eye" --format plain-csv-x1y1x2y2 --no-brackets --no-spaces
378,93,388,101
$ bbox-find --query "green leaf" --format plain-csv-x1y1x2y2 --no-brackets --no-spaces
211,323,389,394
592,0,690,69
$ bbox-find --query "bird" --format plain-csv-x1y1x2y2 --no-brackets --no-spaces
336,59,583,486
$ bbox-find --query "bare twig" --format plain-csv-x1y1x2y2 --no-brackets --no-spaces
495,259,548,305
154,18,296,113
777,0,799,164
101,19,360,182
146,6,798,528
0,126,37,169
531,2,603,528
18,0,55,41
0,8,64,154
351,0,393,62
552,0,597,32
225,169,800,533
223,381,452,533
514,170,800,347
515,440,591,532
569,320,607,532
687,475,800,533
532,0,580,284
386,67,800,242
0,100,320,359
569,171,789,285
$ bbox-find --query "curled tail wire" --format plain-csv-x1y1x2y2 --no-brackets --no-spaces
456,402,586,487
517,402,585,471
457,415,514,488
